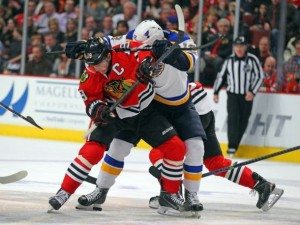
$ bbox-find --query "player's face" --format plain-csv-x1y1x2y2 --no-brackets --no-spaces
93,53,111,74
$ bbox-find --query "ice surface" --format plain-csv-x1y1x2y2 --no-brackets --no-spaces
0,136,299,225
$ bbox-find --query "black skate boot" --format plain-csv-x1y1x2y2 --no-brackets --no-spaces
185,189,203,212
158,191,195,217
149,195,160,209
48,188,71,212
78,187,109,207
252,172,284,211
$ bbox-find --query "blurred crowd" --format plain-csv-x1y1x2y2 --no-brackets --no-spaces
0,0,299,93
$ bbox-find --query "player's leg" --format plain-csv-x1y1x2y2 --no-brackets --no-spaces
48,123,117,211
140,106,192,216
170,103,206,212
202,111,283,211
77,131,140,209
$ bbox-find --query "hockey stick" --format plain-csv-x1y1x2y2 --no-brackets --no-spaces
0,170,28,184
84,4,186,138
0,102,43,130
46,37,221,55
113,35,223,52
202,145,300,177
85,145,300,185
147,145,300,180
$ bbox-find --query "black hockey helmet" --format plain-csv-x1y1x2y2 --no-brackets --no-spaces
84,37,110,65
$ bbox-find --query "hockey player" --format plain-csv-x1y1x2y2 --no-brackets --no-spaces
48,36,192,216
78,20,283,212
77,20,206,214
147,82,284,212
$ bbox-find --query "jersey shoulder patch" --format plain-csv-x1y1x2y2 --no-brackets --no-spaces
80,71,89,83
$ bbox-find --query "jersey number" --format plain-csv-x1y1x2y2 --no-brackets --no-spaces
78,90,87,101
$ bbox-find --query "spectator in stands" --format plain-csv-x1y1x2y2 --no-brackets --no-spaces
144,0,161,19
214,0,229,19
268,0,298,55
52,53,76,78
14,0,39,29
1,19,15,48
284,34,300,61
282,73,299,93
156,4,172,29
64,18,78,42
106,0,123,17
43,32,63,62
35,1,60,34
25,45,52,76
85,0,106,22
100,15,114,36
2,28,22,75
283,39,300,83
251,36,272,66
166,16,178,30
113,1,138,30
48,18,64,44
250,3,271,32
84,16,100,37
201,18,233,86
113,20,129,36
260,56,278,92
59,0,77,33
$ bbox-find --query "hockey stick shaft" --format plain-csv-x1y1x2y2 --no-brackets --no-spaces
114,35,223,52
85,145,300,185
46,38,220,55
202,145,300,177
0,102,43,130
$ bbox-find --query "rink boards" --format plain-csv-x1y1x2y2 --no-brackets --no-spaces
0,75,299,163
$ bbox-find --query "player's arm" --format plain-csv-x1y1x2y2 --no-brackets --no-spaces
151,39,190,71
78,69,115,125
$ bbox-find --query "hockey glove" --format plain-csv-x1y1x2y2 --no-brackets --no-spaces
65,40,87,59
87,100,116,126
136,57,155,84
152,40,181,65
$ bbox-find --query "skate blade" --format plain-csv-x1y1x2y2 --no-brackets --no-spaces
157,206,200,218
261,188,284,211
76,203,102,211
47,205,58,213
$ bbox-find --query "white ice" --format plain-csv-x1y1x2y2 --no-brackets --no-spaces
0,136,299,225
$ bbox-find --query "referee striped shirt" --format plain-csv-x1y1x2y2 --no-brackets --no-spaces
213,53,264,95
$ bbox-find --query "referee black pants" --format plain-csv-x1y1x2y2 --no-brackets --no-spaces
227,92,253,150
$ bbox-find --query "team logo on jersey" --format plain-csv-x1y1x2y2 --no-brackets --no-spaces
80,71,89,83
104,78,135,99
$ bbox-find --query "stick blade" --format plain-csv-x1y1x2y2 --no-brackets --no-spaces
0,170,28,184
26,116,44,130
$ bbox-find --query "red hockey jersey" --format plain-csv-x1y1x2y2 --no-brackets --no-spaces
78,41,155,119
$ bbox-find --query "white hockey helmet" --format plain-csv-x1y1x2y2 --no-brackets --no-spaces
133,20,164,45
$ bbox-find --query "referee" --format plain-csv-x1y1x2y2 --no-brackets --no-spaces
213,36,264,156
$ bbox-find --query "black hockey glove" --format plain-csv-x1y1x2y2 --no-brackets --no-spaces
152,40,181,65
136,57,155,84
65,40,87,59
87,100,116,126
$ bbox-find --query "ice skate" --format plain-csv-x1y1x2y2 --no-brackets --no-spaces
48,188,70,212
158,191,197,218
185,189,203,211
149,195,159,209
75,200,103,211
252,172,284,211
78,187,109,206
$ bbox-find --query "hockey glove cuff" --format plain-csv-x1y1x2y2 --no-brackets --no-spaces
87,100,116,126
